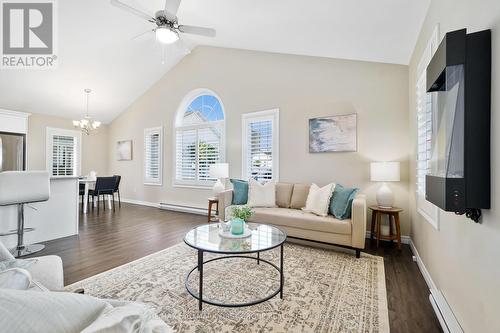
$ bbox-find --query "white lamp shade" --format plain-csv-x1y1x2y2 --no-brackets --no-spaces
370,162,400,182
209,163,229,179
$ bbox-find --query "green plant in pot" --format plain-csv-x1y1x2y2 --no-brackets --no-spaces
230,206,253,235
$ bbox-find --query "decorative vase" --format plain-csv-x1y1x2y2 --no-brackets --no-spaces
220,220,231,233
230,218,245,235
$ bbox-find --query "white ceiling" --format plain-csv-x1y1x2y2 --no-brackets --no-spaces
0,0,430,123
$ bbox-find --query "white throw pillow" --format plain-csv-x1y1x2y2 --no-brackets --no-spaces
247,179,276,208
302,183,335,216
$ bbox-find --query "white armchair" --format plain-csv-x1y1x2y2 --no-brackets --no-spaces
0,240,64,291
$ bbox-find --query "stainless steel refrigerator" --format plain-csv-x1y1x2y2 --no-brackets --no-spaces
0,132,25,171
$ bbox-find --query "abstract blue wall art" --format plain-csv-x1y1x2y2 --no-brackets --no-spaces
309,114,357,152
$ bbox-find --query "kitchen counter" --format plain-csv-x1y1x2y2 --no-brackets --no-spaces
0,176,79,249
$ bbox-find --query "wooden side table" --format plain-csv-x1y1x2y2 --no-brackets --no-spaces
207,197,219,223
369,205,403,249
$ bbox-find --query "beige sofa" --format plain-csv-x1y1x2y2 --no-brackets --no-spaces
218,182,367,257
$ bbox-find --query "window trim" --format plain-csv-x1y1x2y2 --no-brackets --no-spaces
172,88,226,188
144,126,163,186
45,127,81,177
241,108,280,182
416,24,440,230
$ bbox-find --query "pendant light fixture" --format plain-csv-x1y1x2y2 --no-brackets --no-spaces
72,89,101,135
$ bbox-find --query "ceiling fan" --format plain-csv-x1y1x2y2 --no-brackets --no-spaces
110,0,216,44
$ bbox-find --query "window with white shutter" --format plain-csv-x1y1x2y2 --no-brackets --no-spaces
46,128,81,177
416,25,440,229
242,109,279,182
144,127,162,185
174,92,225,187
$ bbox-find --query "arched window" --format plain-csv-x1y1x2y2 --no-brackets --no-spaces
175,89,225,186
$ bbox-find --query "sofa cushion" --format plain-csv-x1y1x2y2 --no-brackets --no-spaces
0,289,172,333
250,208,351,235
290,183,310,209
276,183,294,208
0,289,108,333
0,268,32,290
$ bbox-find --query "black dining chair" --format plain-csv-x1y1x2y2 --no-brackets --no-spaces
113,175,121,208
79,183,85,208
88,177,117,213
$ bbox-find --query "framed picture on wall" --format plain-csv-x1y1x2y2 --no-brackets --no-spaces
309,113,357,152
117,140,133,161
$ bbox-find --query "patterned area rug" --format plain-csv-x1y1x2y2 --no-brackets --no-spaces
66,243,389,333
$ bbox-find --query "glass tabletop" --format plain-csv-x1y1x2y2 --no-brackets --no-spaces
184,223,287,254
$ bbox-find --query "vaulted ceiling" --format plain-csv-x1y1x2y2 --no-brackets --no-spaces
0,0,430,123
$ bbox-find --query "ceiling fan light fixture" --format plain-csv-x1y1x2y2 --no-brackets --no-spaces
156,26,178,44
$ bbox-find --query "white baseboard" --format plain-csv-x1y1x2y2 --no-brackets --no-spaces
409,239,463,333
408,238,437,290
364,231,410,244
121,198,209,216
159,202,208,216
120,198,159,208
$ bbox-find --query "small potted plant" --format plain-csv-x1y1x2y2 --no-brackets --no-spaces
230,206,253,235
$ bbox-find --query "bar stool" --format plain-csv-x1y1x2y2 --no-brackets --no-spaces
0,171,50,257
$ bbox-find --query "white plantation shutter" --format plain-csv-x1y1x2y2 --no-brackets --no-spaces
415,25,440,229
46,128,81,177
52,135,76,176
242,109,279,182
198,126,222,181
416,75,432,194
144,127,162,185
176,129,197,181
175,124,224,185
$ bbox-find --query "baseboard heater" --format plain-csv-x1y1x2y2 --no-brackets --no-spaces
429,289,464,333
159,202,208,216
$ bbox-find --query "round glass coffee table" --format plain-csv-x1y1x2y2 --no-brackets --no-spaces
184,222,287,310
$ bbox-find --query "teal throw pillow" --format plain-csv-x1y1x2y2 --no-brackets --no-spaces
230,179,248,205
329,184,359,220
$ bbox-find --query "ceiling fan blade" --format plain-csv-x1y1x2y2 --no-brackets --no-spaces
178,25,216,37
110,0,156,22
164,0,181,21
132,29,154,40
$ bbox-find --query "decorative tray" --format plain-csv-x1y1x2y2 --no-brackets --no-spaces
218,228,252,239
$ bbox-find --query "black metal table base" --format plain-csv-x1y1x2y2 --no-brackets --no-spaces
185,244,284,310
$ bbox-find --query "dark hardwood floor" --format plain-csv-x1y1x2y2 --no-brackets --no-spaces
29,203,441,333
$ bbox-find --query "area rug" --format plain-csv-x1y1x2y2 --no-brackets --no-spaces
66,243,389,333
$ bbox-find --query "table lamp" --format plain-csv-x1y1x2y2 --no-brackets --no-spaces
370,162,400,208
209,163,229,196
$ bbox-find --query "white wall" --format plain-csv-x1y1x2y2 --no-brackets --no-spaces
408,1,500,331
108,46,411,234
